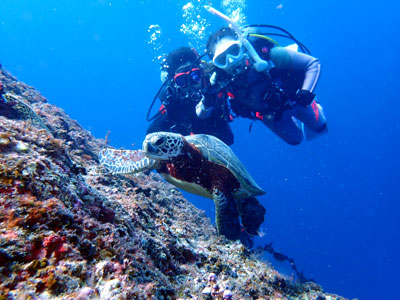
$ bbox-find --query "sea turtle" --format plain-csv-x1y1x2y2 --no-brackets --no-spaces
99,132,266,241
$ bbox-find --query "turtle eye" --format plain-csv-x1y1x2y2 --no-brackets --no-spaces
154,137,165,147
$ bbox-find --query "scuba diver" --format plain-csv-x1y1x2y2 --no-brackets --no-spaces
146,46,234,146
202,6,327,145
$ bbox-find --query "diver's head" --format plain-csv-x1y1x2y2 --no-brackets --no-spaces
206,27,244,72
173,63,202,90
162,47,202,88
161,46,204,103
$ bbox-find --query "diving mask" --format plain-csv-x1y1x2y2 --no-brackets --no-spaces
174,68,202,87
212,39,243,70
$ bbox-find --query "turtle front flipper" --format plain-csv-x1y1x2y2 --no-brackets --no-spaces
99,148,156,174
212,188,241,241
237,197,266,235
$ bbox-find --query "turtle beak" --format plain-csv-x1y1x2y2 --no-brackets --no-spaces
143,139,152,153
143,139,159,159
147,143,157,155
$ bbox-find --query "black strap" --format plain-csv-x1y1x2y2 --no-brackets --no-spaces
146,79,168,122
244,24,311,55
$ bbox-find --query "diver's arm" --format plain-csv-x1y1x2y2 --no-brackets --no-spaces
270,47,321,93
293,51,321,93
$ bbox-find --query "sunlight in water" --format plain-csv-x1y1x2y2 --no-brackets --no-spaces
180,0,212,50
147,0,247,66
180,0,247,50
221,0,246,26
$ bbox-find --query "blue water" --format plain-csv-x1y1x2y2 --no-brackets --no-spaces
1,1,399,299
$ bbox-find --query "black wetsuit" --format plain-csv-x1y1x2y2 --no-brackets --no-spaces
147,84,234,146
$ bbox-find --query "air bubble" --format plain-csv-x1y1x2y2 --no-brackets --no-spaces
221,0,247,26
147,24,165,64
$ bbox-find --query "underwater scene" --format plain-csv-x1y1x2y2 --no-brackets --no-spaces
0,0,398,299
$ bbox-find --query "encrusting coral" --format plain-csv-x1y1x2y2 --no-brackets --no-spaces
0,67,352,299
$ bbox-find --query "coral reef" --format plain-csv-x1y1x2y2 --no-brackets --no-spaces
0,67,351,299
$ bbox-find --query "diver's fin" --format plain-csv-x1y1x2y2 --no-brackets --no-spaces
304,125,328,141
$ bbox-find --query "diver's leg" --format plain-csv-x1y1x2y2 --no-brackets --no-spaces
212,188,241,240
237,197,266,235
261,111,304,145
293,100,327,140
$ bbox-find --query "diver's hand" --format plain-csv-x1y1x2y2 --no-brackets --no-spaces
196,95,215,119
295,89,315,107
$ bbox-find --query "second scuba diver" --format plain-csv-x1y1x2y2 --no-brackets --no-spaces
147,46,234,146
204,26,328,145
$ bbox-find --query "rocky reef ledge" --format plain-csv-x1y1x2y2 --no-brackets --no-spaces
0,68,348,300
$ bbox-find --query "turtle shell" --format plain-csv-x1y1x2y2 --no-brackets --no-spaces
185,134,265,199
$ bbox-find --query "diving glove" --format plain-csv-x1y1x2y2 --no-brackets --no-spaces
196,93,217,119
295,89,315,107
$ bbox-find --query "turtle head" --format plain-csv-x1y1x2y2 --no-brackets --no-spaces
143,132,185,160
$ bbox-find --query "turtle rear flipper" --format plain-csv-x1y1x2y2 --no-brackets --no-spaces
99,148,156,174
237,197,266,235
213,188,241,240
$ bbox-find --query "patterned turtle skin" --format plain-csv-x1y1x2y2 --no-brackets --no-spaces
100,132,266,241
